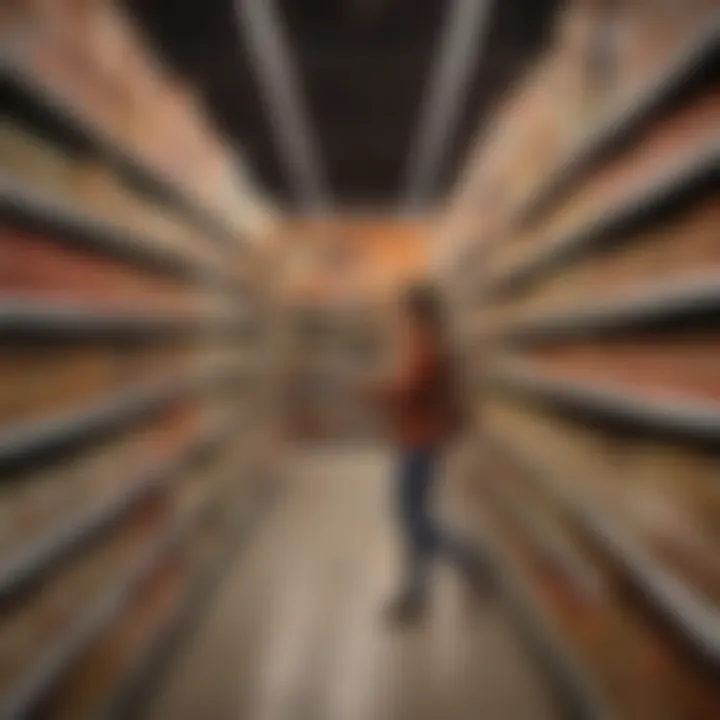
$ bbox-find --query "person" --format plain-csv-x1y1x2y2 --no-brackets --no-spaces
366,282,492,623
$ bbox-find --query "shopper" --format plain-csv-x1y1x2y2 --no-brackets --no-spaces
366,283,492,623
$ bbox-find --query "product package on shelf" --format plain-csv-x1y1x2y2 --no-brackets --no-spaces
475,192,720,333
484,90,718,293
0,396,220,570
609,0,718,102
169,443,234,526
125,340,204,383
0,495,169,702
480,440,606,603
0,123,74,194
0,124,226,275
478,457,720,719
554,0,634,133
439,0,720,715
562,195,720,292
541,87,717,240
483,398,720,609
2,1,149,166
0,3,270,716
185,512,229,580
140,398,215,464
8,6,128,142
0,338,204,431
0,225,201,315
0,343,115,428
510,67,566,213
0,425,152,562
39,552,186,720
42,470,249,720
2,0,255,250
523,332,720,406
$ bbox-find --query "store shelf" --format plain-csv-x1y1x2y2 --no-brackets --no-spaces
0,413,238,601
484,476,604,600
489,276,720,345
0,365,239,474
0,174,227,285
486,363,720,445
473,490,609,720
0,59,241,249
485,431,720,668
0,471,228,720
0,298,244,341
105,486,274,720
518,18,720,225
0,463,163,604
482,143,720,300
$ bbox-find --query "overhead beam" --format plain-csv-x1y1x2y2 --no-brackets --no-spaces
403,0,493,207
234,0,329,208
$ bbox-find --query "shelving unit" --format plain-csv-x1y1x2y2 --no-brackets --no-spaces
481,142,719,300
0,3,279,716
471,482,609,720
0,365,240,471
483,276,720,346
0,59,241,249
517,18,720,225
486,362,720,446
0,298,246,341
0,175,230,285
103,477,274,720
441,2,720,717
485,430,720,666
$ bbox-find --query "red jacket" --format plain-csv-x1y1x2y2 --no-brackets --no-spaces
376,325,449,449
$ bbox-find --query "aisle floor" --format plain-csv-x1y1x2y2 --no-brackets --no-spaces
144,446,560,720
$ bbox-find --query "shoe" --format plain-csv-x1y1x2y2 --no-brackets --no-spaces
383,590,426,627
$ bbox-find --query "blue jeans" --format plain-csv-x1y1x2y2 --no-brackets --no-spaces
395,448,481,599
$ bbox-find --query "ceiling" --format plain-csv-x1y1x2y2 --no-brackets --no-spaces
123,0,559,210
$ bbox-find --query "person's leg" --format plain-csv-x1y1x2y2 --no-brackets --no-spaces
402,449,437,600
388,449,491,622
423,452,494,594
388,449,436,619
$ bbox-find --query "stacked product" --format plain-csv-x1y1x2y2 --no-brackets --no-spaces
440,1,720,717
0,1,279,716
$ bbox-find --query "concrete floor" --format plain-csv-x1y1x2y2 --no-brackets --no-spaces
143,446,560,720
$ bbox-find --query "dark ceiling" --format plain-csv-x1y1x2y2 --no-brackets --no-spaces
123,0,559,209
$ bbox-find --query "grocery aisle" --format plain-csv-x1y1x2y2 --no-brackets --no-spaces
142,447,560,720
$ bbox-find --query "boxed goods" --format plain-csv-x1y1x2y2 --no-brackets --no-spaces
526,333,720,405
0,344,115,427
142,401,208,460
0,121,224,279
482,73,718,291
442,1,720,713
0,122,75,195
0,497,168,699
614,0,717,99
478,414,720,717
611,441,720,605
40,554,185,720
0,425,156,560
484,398,720,606
543,90,719,250
0,225,198,314
477,193,720,330
0,338,206,430
512,67,566,211
550,1,607,144
487,501,720,719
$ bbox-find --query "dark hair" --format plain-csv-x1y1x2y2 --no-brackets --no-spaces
402,282,445,333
